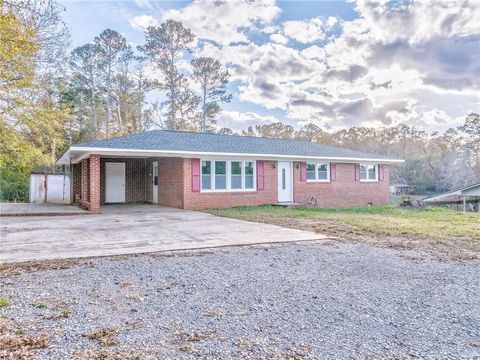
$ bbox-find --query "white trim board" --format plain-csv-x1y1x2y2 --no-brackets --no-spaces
58,146,404,165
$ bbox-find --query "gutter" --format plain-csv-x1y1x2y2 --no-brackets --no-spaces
57,146,405,165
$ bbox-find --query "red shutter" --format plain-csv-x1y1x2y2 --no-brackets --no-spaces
379,164,384,181
355,164,360,181
191,158,200,192
330,163,336,181
300,162,307,182
257,161,264,191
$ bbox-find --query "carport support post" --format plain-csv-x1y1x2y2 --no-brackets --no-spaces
89,154,101,214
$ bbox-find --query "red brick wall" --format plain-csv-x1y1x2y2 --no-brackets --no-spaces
73,156,390,211
71,163,81,204
100,158,146,204
80,159,90,205
89,155,101,214
144,157,185,207
182,159,278,210
158,157,185,208
292,162,390,207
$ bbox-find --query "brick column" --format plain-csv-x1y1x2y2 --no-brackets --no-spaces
80,159,89,204
89,154,101,214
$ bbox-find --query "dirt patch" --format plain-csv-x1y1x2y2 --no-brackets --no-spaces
0,318,48,359
0,259,91,276
72,346,156,360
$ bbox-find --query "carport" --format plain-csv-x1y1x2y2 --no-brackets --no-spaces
69,154,185,213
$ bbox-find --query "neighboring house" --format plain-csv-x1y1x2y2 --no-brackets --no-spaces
423,183,480,212
57,130,403,213
390,183,414,195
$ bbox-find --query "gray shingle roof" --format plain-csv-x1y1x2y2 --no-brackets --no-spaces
74,130,394,160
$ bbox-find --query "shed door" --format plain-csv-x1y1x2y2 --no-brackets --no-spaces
105,163,125,203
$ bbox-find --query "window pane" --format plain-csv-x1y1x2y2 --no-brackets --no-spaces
201,161,211,189
282,168,286,190
202,161,211,175
360,164,367,180
368,165,376,180
202,175,211,189
231,161,242,189
244,162,253,175
318,163,328,180
307,163,315,180
245,162,254,189
215,161,226,189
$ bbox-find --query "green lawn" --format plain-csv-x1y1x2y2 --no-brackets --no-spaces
209,205,480,260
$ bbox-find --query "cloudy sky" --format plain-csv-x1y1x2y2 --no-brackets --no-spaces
59,0,480,133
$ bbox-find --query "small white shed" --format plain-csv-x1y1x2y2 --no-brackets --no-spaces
29,174,70,204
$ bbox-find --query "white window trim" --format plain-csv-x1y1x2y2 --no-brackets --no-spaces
200,159,257,192
306,162,330,183
360,163,378,182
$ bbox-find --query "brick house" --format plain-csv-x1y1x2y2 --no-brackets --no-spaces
57,130,403,213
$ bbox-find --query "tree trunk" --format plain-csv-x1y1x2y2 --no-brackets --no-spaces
201,79,207,132
106,63,111,138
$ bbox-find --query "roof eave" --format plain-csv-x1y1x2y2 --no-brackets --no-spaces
56,146,405,165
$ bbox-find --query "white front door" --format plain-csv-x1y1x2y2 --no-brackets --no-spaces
105,163,125,203
277,161,292,203
152,161,158,204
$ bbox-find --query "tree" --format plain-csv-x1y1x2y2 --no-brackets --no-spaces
253,122,295,139
458,113,480,183
175,77,200,130
69,43,103,138
140,20,195,130
191,57,231,132
131,62,154,133
295,123,330,143
95,29,130,138
1,0,69,201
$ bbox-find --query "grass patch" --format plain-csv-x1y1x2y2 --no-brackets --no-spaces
0,299,9,307
209,205,480,260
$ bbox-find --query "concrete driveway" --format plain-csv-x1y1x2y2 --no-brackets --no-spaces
0,205,322,263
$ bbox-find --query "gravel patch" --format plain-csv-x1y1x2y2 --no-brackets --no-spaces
1,241,479,359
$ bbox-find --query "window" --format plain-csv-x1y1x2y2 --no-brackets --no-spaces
360,164,377,181
231,161,242,189
201,160,256,192
215,161,227,189
201,161,211,190
306,163,316,180
281,168,286,190
317,163,328,180
245,162,254,189
306,162,330,182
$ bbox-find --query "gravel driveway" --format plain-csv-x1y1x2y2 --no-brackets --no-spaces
1,241,479,359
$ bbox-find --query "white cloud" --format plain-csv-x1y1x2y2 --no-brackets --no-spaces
134,0,153,9
131,0,479,132
283,16,325,44
301,45,325,60
158,0,281,46
325,16,338,29
130,15,158,30
270,33,288,45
